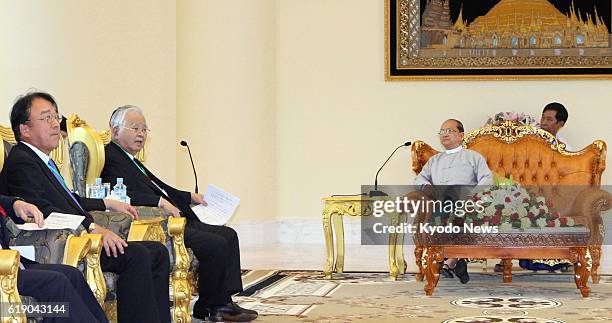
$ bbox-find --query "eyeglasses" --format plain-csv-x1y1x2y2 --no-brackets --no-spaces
122,126,150,135
437,128,459,135
26,114,62,124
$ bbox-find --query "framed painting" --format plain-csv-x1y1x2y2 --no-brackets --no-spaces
385,0,612,79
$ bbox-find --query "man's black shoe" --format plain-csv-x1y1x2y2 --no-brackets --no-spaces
230,301,258,317
195,304,257,322
454,259,470,284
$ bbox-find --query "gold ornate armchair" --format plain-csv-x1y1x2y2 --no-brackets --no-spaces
66,115,192,323
0,125,105,321
0,250,25,323
411,121,611,283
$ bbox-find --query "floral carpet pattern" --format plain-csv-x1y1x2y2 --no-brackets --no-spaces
189,271,612,322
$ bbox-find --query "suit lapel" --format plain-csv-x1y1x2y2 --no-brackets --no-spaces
109,142,170,200
18,144,86,215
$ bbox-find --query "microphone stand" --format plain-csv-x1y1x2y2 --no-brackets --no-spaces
368,142,411,197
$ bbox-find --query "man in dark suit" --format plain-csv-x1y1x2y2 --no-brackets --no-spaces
0,92,171,323
100,105,257,322
0,194,108,323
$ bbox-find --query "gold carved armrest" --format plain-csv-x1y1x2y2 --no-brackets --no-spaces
63,234,91,267
167,216,191,323
79,233,106,305
0,250,25,323
127,206,170,243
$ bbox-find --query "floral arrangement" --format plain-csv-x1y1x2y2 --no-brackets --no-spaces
485,111,539,127
460,176,576,230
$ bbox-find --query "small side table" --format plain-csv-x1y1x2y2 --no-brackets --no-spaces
322,196,407,280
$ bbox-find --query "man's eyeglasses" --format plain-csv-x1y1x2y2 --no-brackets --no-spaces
437,128,459,135
122,126,150,135
26,114,62,124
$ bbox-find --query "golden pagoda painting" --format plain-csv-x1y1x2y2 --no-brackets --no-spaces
386,0,612,79
421,0,609,49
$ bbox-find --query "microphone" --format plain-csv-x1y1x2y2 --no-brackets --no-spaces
369,141,411,197
180,140,199,194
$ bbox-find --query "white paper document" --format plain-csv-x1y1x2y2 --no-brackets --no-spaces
16,212,85,231
192,184,240,225
10,245,36,262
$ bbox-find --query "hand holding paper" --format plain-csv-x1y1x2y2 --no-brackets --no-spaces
191,184,240,225
16,212,85,231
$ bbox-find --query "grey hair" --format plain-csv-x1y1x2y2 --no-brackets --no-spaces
109,105,144,132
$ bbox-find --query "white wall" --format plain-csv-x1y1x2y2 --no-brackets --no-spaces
176,0,278,221
0,0,177,183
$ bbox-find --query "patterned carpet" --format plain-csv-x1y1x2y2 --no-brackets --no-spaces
189,270,612,322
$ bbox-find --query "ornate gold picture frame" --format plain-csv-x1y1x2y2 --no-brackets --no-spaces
385,0,612,80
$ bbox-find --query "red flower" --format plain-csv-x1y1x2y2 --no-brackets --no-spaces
546,220,555,227
483,216,491,223
511,213,519,221
539,209,545,215
552,211,560,218
495,209,502,216
523,198,530,204
527,212,535,220
505,197,511,203
514,192,521,197
492,215,501,225
546,200,553,208
560,218,568,226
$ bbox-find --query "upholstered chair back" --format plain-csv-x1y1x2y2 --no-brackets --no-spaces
66,114,146,193
412,121,607,220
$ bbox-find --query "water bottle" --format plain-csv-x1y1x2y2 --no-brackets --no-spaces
103,183,111,198
113,178,128,203
93,178,103,199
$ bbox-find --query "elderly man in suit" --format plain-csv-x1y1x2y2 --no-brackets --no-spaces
100,105,257,322
0,92,171,323
0,194,108,323
415,119,493,284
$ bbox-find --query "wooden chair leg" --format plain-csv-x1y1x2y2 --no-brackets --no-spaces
570,247,591,297
589,245,601,284
414,246,424,281
502,259,512,283
424,247,443,296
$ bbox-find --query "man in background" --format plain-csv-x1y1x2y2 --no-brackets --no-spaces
540,102,573,151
